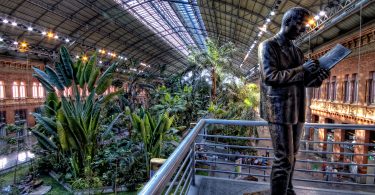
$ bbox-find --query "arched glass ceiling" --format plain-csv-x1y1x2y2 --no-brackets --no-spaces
0,0,373,77
114,0,206,56
171,0,207,50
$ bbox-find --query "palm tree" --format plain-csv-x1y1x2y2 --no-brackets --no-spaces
188,38,236,101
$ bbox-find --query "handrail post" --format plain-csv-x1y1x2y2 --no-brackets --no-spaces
191,143,196,186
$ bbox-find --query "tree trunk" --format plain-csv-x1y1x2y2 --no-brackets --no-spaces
211,68,216,101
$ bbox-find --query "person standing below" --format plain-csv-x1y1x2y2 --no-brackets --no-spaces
258,7,330,195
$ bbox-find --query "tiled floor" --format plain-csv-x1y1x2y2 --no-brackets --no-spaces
188,176,375,195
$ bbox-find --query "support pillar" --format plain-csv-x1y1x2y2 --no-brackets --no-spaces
26,107,35,126
334,129,345,161
5,109,14,124
318,117,327,152
354,129,370,173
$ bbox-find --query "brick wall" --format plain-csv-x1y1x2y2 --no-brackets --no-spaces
0,56,45,126
309,23,375,168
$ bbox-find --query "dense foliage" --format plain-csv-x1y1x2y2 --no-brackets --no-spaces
15,38,261,193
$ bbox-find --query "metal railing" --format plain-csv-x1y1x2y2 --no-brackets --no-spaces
139,119,375,195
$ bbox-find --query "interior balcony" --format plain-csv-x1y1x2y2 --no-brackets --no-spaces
139,119,375,195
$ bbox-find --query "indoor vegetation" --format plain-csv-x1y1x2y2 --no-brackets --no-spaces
0,39,260,194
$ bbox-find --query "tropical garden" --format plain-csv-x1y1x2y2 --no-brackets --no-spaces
0,38,260,194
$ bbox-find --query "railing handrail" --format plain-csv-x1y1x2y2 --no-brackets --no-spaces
139,119,206,195
139,119,375,195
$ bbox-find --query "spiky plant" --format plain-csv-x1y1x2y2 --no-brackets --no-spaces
31,46,121,178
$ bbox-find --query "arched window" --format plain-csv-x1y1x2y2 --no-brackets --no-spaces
0,81,5,99
330,76,337,101
63,87,72,97
19,82,26,98
110,86,115,93
32,82,38,98
38,83,44,98
351,73,358,103
12,81,19,98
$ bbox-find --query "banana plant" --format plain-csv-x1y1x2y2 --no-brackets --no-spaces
31,46,121,178
130,110,174,178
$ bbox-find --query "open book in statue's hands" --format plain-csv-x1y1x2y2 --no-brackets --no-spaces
305,44,350,87
318,44,352,70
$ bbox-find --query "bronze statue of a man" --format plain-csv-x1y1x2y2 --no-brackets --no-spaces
258,7,330,195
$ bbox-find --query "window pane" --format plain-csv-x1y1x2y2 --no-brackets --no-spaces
12,81,19,98
0,81,4,99
371,72,375,103
38,83,44,98
20,82,26,98
352,73,358,103
32,82,38,98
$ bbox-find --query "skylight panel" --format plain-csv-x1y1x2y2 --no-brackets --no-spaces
114,0,196,56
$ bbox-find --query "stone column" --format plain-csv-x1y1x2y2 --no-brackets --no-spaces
354,129,370,173
318,117,327,152
26,107,35,126
26,80,33,98
334,129,345,161
6,108,14,124
5,80,13,99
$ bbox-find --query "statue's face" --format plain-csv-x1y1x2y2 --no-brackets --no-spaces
284,15,309,40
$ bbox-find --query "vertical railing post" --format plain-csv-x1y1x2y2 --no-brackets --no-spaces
191,142,196,186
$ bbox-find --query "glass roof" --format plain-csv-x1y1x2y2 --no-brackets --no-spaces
115,0,200,56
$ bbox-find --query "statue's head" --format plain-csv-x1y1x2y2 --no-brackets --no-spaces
281,7,310,40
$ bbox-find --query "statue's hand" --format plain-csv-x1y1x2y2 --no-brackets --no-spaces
302,59,319,73
316,68,330,82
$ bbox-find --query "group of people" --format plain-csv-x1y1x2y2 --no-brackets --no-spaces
245,155,269,166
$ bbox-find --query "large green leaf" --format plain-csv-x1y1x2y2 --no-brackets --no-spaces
55,62,72,87
56,121,68,151
60,46,74,79
96,62,117,95
32,113,57,137
31,130,57,151
33,73,55,92
84,53,97,83
77,60,86,88
45,65,65,90
72,58,82,81
87,68,99,92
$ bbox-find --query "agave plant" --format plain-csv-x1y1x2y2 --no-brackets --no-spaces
31,46,121,178
130,110,174,178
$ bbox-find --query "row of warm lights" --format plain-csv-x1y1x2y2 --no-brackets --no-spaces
1,16,151,69
240,9,327,68
0,33,149,71
0,36,148,72
2,19,70,43
115,67,143,73
0,38,29,48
